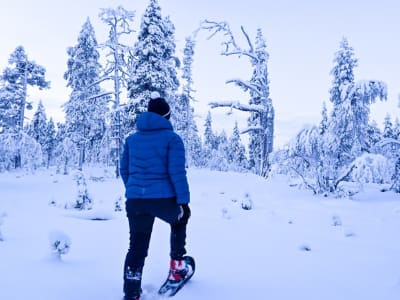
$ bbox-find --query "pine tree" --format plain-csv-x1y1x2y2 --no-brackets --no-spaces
0,46,50,169
126,0,179,131
0,46,50,130
63,18,108,170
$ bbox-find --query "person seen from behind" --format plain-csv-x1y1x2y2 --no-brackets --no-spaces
120,96,193,300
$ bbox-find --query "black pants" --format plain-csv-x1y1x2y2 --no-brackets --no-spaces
124,198,191,275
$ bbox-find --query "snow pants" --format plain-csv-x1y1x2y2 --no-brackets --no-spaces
123,197,191,275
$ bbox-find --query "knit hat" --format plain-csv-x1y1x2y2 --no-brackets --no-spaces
148,97,171,120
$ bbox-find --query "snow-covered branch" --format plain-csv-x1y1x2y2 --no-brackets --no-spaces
226,78,263,96
209,101,266,113
87,91,114,101
198,20,257,61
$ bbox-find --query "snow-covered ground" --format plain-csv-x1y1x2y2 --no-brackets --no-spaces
0,167,399,300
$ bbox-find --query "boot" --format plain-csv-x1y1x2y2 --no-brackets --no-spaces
123,267,142,300
168,258,192,283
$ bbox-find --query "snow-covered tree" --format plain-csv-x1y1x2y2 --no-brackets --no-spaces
54,137,78,175
42,118,57,168
350,153,391,184
0,212,6,241
391,157,400,193
99,6,135,177
366,120,382,150
30,100,48,153
199,21,274,177
73,171,93,210
0,46,50,169
126,0,179,131
325,38,387,168
284,39,388,195
19,131,43,172
0,129,18,171
175,36,201,167
203,111,217,150
63,18,109,170
227,121,248,171
49,230,71,259
0,46,50,130
393,118,400,140
383,114,394,138
319,101,328,135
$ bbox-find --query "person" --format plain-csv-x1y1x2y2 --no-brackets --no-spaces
120,97,192,300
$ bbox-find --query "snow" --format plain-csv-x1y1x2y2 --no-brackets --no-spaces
0,167,399,300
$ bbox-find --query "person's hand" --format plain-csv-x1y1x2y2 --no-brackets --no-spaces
178,204,190,221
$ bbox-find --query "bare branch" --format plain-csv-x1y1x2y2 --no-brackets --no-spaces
240,26,254,53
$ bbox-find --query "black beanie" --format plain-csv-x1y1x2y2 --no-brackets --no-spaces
148,97,171,120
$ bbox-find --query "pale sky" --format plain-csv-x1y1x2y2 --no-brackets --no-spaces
0,0,399,147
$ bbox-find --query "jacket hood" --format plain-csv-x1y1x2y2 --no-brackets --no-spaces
136,112,173,132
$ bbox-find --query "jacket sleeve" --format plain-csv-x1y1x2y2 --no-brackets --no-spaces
168,134,190,204
120,139,129,186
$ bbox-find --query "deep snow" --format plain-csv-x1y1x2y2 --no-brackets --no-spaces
0,167,399,300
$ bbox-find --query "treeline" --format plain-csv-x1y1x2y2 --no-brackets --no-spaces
0,0,398,195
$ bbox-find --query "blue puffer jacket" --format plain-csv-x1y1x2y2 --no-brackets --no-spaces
120,112,190,204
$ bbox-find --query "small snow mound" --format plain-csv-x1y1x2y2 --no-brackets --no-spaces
331,214,342,226
222,207,231,220
241,193,253,210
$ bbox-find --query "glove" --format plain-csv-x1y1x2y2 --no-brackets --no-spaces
178,204,191,221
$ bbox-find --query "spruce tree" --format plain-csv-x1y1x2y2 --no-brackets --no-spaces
43,118,56,168
126,0,179,131
227,121,247,171
325,38,386,168
383,114,394,138
31,100,48,149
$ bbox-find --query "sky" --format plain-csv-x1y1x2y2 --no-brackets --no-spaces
0,0,399,147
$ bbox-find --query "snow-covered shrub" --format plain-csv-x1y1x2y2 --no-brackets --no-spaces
49,230,71,259
350,153,391,184
0,212,6,241
73,171,93,210
331,214,342,226
0,131,18,172
390,157,400,193
241,192,253,210
114,196,123,212
221,207,231,219
54,137,78,175
19,132,43,172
